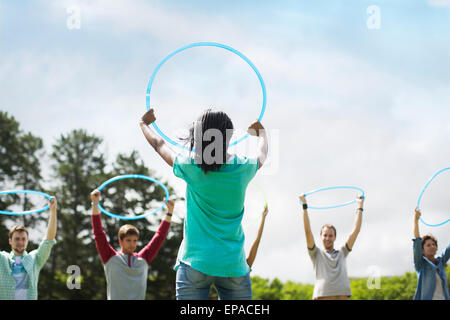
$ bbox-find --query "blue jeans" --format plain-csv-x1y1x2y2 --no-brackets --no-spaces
176,262,252,300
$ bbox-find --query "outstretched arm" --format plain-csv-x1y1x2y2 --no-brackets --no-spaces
34,197,58,269
346,197,364,250
246,205,269,268
162,199,174,223
140,109,175,167
46,197,57,240
90,189,117,264
300,195,315,250
412,209,424,271
413,208,421,239
138,200,174,264
247,121,268,169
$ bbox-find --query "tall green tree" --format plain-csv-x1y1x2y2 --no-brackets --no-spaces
15,132,45,226
0,111,22,248
39,129,107,299
0,111,22,182
0,112,45,252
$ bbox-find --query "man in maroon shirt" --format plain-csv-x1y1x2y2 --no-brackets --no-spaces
90,189,173,300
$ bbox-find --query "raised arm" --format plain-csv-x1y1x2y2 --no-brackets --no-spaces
90,189,117,264
413,208,421,239
46,197,57,240
91,189,101,217
162,199,174,224
346,196,364,250
140,109,175,167
34,196,58,269
247,120,268,169
138,200,173,264
412,209,424,271
300,195,315,250
246,205,269,268
441,242,450,265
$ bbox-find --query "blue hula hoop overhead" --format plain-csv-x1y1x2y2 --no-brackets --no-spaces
301,186,365,210
97,174,170,220
146,42,267,150
416,167,450,227
0,190,53,215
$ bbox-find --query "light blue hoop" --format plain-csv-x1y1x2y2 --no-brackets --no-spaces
302,186,365,210
0,190,52,215
146,42,267,150
416,167,450,227
97,174,170,220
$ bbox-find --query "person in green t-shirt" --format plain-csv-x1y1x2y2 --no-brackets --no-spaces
139,108,268,300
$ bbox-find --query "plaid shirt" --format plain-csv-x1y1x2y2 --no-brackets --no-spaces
0,239,57,300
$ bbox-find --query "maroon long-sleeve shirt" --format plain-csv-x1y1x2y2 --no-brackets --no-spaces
91,214,170,299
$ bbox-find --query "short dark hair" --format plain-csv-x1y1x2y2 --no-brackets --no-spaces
422,234,437,249
9,225,29,239
118,224,139,240
320,224,336,237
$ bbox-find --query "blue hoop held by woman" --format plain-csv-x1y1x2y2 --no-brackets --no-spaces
416,167,450,227
146,42,267,150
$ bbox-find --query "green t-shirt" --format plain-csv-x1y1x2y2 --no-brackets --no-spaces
173,153,258,277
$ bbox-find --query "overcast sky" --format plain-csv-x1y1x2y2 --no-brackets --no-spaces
1,0,449,286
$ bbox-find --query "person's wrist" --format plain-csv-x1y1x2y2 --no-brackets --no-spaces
166,212,173,217
258,128,266,137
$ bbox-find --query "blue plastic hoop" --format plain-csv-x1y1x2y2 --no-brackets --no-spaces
97,174,170,220
302,186,365,210
0,190,52,215
146,42,267,150
416,167,450,227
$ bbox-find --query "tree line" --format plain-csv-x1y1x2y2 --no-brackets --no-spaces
251,267,449,300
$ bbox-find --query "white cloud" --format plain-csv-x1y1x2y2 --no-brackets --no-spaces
427,0,450,7
45,0,250,46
